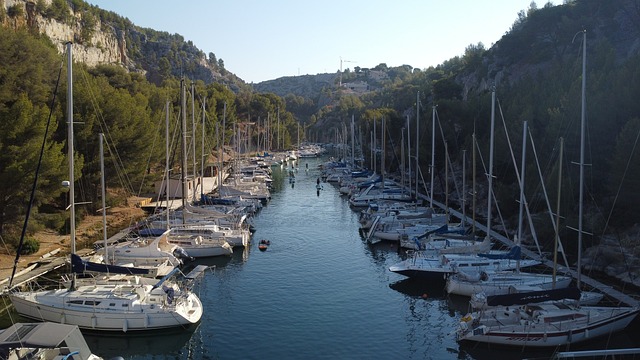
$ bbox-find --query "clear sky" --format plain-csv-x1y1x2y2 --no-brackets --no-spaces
85,0,555,83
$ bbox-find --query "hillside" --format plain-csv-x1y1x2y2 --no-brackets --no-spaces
1,0,249,91
253,73,337,98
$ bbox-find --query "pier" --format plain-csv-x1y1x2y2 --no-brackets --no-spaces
427,196,640,307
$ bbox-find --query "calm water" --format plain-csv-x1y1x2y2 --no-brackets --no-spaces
54,157,640,359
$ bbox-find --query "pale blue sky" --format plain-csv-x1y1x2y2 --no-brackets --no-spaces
85,1,555,83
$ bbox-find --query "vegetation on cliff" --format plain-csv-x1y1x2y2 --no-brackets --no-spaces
2,0,640,264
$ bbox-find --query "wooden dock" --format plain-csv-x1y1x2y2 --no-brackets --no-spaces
428,197,640,307
1,248,93,292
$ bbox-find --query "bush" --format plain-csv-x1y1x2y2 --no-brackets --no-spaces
36,0,47,14
7,4,24,17
36,212,67,232
45,0,70,23
21,237,40,255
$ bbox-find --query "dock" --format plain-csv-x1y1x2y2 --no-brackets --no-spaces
1,248,93,292
428,196,640,307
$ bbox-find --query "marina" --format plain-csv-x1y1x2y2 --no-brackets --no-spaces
4,156,639,359
1,1,640,359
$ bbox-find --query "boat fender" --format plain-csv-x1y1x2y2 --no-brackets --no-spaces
459,321,469,332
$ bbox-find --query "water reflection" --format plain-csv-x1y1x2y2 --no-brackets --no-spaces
83,324,198,359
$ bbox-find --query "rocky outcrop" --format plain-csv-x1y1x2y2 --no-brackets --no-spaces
582,231,640,288
2,0,238,87
6,0,125,68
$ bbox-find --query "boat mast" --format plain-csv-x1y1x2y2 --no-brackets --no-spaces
370,131,373,171
67,42,76,256
201,96,206,198
577,30,587,289
216,112,222,195
444,141,449,223
219,102,225,191
99,133,108,263
191,82,197,203
406,115,412,199
415,92,419,202
430,105,436,209
401,126,405,193
472,133,477,235
381,117,386,190
165,101,170,229
517,121,528,272
64,42,77,290
554,137,564,288
486,87,496,241
351,115,355,167
462,149,467,225
373,117,376,174
180,79,188,224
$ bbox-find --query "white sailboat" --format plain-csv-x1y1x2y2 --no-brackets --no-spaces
388,89,543,280
446,120,574,297
456,31,639,347
9,43,203,332
388,245,540,281
447,270,573,297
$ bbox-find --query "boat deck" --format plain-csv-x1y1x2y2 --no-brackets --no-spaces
426,196,640,307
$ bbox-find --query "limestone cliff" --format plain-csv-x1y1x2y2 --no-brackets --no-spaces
4,0,127,68
1,0,246,90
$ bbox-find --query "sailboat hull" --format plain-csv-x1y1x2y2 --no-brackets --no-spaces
457,305,639,347
446,272,573,297
9,285,202,332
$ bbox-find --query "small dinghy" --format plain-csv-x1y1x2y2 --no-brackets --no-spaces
258,239,271,251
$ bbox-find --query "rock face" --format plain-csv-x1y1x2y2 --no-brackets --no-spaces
2,0,235,87
6,0,126,67
582,233,640,288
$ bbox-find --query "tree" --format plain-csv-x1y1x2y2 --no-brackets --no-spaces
0,94,66,237
208,52,217,66
158,57,171,79
46,0,70,23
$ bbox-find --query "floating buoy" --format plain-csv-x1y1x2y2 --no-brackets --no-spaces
258,239,270,251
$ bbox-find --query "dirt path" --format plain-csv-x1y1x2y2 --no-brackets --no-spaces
0,197,148,282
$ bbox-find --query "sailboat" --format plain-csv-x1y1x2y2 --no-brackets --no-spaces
8,43,204,332
446,121,574,297
456,31,640,347
389,90,539,281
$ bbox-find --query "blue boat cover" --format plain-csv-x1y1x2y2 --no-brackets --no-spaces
485,287,581,307
71,253,150,275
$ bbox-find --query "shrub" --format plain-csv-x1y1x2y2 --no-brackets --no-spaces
21,237,40,255
7,4,24,17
